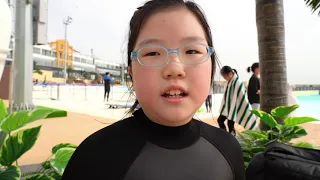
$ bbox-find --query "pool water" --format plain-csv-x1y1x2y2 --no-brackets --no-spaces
296,95,320,120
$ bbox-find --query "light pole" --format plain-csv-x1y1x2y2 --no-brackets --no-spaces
63,16,72,84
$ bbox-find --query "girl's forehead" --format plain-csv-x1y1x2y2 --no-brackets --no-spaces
136,8,207,48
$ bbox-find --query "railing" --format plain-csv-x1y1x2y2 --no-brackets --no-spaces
293,85,320,91
213,84,320,94
32,84,135,103
33,83,320,103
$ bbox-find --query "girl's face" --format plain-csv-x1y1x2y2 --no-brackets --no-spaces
129,8,212,126
254,67,260,75
221,72,233,81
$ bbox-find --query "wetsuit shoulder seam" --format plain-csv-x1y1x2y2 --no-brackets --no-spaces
197,121,236,180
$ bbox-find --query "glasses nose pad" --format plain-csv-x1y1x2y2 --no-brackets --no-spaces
167,49,180,63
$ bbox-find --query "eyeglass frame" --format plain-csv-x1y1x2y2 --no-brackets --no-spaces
130,42,215,67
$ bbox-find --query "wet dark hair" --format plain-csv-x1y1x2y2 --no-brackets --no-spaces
247,62,259,73
127,0,217,114
105,72,110,75
220,66,237,75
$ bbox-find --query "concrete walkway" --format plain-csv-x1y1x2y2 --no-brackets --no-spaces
16,110,320,166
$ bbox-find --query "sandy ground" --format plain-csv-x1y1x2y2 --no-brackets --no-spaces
16,111,320,166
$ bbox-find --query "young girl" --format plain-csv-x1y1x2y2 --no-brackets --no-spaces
62,1,245,179
247,62,260,109
218,66,258,135
205,86,213,113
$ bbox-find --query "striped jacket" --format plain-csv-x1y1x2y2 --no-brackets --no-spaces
219,74,259,130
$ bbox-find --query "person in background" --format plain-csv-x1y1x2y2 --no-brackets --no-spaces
205,86,213,113
247,62,260,109
104,72,114,102
219,66,258,135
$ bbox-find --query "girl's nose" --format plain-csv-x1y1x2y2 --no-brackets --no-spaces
162,53,186,79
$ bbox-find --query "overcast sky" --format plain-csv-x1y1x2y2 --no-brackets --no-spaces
47,0,320,84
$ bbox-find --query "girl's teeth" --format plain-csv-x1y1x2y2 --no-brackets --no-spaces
167,95,182,98
166,90,183,95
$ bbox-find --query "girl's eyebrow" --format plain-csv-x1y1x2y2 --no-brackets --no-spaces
138,38,164,48
180,36,206,43
137,36,206,48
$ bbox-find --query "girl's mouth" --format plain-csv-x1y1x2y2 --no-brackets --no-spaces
161,89,188,98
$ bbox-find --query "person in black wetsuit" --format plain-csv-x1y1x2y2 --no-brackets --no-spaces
205,87,213,113
247,63,260,109
62,1,245,179
104,72,114,101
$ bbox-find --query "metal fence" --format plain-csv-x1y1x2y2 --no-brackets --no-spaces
293,85,320,91
32,85,136,103
32,83,320,103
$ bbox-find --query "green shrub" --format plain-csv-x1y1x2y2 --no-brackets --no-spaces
237,104,320,168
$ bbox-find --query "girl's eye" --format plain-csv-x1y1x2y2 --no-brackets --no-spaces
145,52,160,56
186,50,200,54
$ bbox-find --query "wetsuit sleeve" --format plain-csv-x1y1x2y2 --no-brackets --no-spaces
201,123,246,180
61,119,146,180
110,77,114,83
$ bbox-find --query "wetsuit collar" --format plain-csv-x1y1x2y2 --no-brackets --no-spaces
133,108,200,150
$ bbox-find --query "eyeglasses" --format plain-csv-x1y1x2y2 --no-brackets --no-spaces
131,42,214,67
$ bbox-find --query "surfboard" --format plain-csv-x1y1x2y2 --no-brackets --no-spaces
105,102,134,109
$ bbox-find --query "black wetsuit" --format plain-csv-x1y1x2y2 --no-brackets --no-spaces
62,109,245,180
247,74,260,104
104,75,113,101
205,95,212,112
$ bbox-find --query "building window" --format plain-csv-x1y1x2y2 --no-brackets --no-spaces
41,50,51,56
52,52,57,57
74,57,80,62
59,52,62,58
33,47,41,54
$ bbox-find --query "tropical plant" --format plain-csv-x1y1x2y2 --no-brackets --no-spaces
22,143,78,180
196,107,205,113
256,0,288,130
0,99,76,179
66,66,74,78
33,62,43,75
237,104,320,168
304,0,320,15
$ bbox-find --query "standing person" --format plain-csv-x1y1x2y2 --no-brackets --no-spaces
104,72,114,102
62,1,245,179
205,86,213,113
219,66,258,135
247,62,260,109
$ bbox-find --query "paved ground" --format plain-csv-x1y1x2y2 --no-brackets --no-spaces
15,110,320,166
